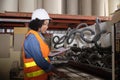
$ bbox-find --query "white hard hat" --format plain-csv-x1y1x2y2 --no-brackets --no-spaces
31,9,50,20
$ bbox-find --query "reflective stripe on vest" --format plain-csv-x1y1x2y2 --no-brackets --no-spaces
26,69,45,78
24,57,49,68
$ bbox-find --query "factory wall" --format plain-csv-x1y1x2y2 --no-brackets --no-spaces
43,0,65,14
0,27,28,80
19,0,37,12
0,0,119,16
81,0,92,16
0,35,21,80
0,0,18,12
66,0,79,15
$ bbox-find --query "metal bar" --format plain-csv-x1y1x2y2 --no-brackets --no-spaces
0,18,30,23
68,61,112,80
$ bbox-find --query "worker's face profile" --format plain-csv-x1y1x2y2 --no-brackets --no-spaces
40,20,49,33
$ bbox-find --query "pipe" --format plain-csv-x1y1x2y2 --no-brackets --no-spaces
66,0,78,15
0,0,18,12
0,18,30,23
52,27,75,49
19,0,37,12
81,0,92,16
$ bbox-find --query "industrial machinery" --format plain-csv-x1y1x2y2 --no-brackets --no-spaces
51,18,112,80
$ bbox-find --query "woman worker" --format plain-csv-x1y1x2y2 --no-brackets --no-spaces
22,9,61,80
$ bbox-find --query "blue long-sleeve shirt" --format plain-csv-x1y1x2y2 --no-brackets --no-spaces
24,33,53,72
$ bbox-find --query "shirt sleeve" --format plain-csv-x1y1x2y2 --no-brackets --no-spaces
24,34,54,72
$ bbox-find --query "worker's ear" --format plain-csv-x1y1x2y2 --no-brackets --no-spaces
38,27,41,32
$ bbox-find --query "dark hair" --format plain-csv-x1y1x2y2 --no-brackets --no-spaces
29,18,44,31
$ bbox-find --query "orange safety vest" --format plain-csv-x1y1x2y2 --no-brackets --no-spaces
22,30,50,80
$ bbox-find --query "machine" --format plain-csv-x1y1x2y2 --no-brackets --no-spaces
50,18,113,80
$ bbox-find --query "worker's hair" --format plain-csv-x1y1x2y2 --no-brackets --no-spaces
29,18,44,31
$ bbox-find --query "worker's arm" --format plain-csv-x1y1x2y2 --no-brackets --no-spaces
24,34,54,72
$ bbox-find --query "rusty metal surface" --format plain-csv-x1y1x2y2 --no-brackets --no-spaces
0,12,111,20
67,61,112,80
49,65,104,80
0,12,111,30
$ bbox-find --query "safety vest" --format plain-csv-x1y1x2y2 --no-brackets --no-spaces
22,30,50,80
